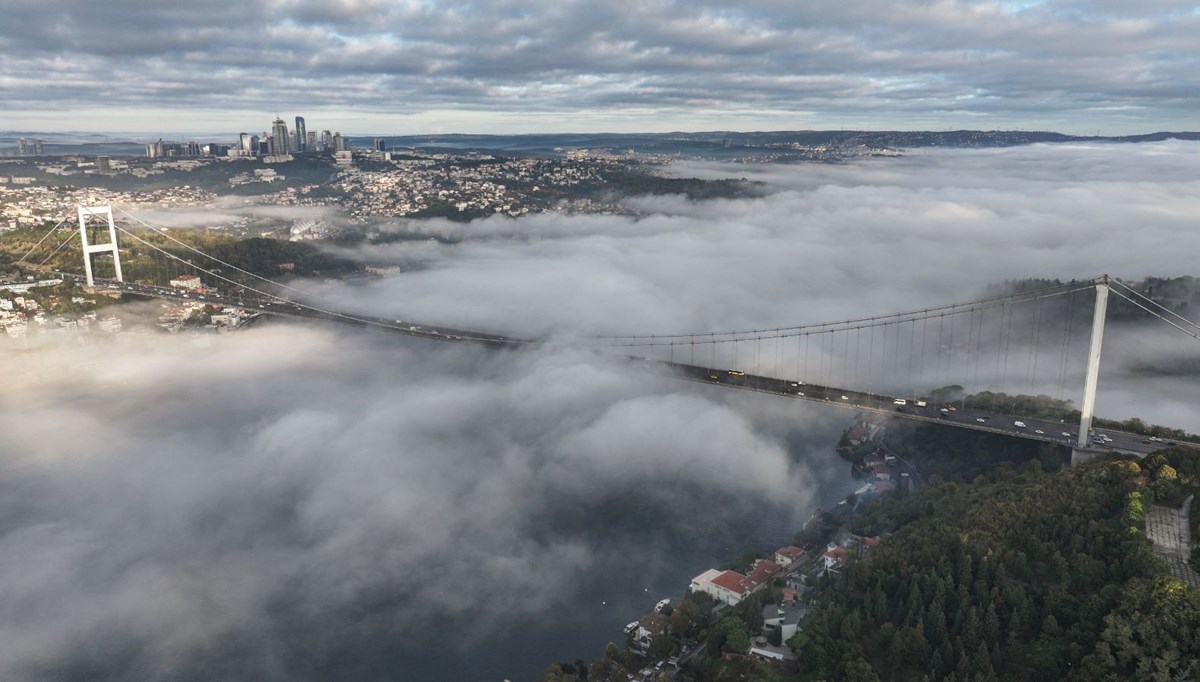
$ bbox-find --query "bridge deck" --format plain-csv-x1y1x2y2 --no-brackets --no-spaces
76,273,1170,458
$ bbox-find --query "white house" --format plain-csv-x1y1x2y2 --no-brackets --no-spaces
689,568,752,606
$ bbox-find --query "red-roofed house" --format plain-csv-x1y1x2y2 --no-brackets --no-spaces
869,463,893,480
873,479,897,494
746,559,781,586
774,545,805,568
822,545,849,572
690,568,752,606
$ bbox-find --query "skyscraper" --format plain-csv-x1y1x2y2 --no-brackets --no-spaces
333,133,344,151
271,117,289,154
33,139,44,155
17,138,28,155
294,116,307,153
239,133,251,153
307,131,317,152
321,130,333,151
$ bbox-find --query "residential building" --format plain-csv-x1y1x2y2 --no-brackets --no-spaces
689,568,755,606
169,274,202,291
762,601,808,643
774,545,805,568
822,545,849,572
748,644,799,672
746,558,781,585
631,612,671,653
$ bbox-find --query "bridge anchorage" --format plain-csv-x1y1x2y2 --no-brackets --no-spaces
15,205,1200,464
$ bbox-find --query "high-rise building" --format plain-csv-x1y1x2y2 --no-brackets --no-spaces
333,132,344,151
97,156,111,174
271,117,289,154
249,135,260,156
34,139,44,155
307,131,317,152
294,116,307,153
17,138,28,155
321,130,333,151
373,138,386,151
239,133,251,153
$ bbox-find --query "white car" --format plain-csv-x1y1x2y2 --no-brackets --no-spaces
1034,429,1045,435
841,395,849,400
1014,421,1026,428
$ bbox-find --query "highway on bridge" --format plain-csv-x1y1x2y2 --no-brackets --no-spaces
77,273,1173,458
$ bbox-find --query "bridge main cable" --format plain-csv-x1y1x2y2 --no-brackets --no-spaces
99,217,537,345
589,279,1102,348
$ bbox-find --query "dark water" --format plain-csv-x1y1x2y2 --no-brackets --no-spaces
315,424,858,682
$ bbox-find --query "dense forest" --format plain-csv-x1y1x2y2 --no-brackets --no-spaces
795,447,1200,681
545,432,1200,682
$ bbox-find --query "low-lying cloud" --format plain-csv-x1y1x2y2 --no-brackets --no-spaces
3,141,1199,680
314,141,1200,428
0,327,830,680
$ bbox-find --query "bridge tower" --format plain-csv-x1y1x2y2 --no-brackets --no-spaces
77,205,123,286
1076,275,1109,449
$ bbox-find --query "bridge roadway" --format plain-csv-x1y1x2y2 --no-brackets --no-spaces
76,274,529,348
667,364,1164,457
79,274,1167,458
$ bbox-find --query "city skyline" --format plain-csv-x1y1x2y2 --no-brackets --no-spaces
1,1,1198,135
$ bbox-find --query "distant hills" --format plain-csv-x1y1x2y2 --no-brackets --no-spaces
2,129,1198,158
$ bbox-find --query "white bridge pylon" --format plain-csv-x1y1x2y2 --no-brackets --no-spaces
78,205,123,286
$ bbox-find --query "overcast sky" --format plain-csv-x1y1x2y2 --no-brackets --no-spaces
1,0,1198,135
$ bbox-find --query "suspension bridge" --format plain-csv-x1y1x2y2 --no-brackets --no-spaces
13,205,1200,464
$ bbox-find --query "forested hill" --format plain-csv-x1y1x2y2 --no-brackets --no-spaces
794,447,1200,682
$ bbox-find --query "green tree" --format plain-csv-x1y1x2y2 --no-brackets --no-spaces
604,641,620,660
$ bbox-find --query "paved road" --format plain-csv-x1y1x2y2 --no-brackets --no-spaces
1146,496,1200,590
72,274,529,348
666,361,1169,457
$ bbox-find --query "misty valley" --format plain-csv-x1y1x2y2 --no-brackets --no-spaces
2,139,1200,682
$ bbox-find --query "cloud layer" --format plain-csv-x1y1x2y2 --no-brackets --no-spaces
2,142,1198,680
2,0,1198,133
0,328,836,681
